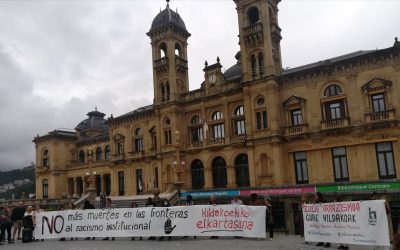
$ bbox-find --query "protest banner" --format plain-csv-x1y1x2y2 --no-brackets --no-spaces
303,200,390,246
35,205,265,239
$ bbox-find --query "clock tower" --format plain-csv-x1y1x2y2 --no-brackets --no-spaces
147,0,191,105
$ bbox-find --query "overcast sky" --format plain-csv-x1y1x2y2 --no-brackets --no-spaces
0,0,399,170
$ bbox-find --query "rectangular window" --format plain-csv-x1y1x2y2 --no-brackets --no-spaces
332,147,349,182
155,167,159,188
294,152,309,184
291,109,303,126
118,171,125,196
376,142,396,179
165,130,172,145
325,100,345,120
235,119,246,135
134,138,144,152
42,158,49,167
117,143,124,154
371,94,386,113
42,179,49,199
256,111,267,129
136,169,143,194
212,124,225,139
191,127,203,142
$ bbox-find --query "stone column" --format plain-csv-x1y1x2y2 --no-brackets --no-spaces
226,165,236,188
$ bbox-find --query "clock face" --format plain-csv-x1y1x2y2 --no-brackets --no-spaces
208,74,216,84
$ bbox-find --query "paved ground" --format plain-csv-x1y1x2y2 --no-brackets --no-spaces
0,234,389,250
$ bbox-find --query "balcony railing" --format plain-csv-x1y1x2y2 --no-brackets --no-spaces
175,56,188,69
189,141,203,148
111,153,125,162
128,151,144,160
243,22,263,44
321,117,349,130
154,57,168,69
285,124,307,135
365,109,394,122
208,138,225,145
231,135,246,144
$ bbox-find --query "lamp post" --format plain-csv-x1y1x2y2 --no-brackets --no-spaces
85,147,97,201
173,131,186,203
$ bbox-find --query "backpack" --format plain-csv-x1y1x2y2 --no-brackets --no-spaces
23,215,34,229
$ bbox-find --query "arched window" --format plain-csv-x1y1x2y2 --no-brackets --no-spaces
255,97,267,130
211,111,224,140
105,145,110,160
42,149,49,167
159,43,167,58
212,111,223,120
251,54,257,79
164,118,172,145
134,128,144,152
161,83,165,102
248,7,260,25
324,84,342,97
322,84,346,123
258,52,264,76
212,157,227,188
42,179,48,199
191,160,205,190
165,82,170,101
235,154,250,187
95,147,102,161
190,115,203,143
233,105,246,135
175,43,182,57
79,150,85,163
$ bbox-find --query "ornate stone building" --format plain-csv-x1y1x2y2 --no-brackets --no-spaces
34,0,400,212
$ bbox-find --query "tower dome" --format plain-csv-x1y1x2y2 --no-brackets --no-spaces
75,109,108,136
148,0,189,36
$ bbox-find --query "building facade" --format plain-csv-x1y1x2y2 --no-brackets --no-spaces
34,0,400,216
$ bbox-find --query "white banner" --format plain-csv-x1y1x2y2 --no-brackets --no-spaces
35,205,266,239
303,200,390,246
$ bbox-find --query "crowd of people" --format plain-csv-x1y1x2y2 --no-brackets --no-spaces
0,192,399,249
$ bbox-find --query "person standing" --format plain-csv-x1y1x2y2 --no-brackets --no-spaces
264,197,274,241
103,198,115,241
231,196,244,205
146,198,156,240
335,196,349,250
35,205,44,242
23,206,36,242
130,202,142,241
0,205,13,244
208,195,219,239
67,203,78,241
315,192,330,248
183,195,196,239
83,201,95,240
11,201,25,241
247,193,263,206
158,199,172,241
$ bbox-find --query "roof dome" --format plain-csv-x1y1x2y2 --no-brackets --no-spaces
149,2,187,33
224,52,243,81
75,109,108,134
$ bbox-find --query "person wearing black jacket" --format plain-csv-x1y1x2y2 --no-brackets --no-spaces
158,199,172,241
83,201,95,240
11,202,25,241
146,198,156,240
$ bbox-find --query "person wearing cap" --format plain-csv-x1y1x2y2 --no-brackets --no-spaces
264,196,274,241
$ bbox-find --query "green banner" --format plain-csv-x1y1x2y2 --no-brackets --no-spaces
317,182,400,193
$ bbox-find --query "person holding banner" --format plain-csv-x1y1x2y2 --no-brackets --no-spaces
335,196,349,250
158,199,172,241
130,202,143,241
146,198,156,240
103,198,115,241
183,195,196,240
83,201,95,240
393,223,400,250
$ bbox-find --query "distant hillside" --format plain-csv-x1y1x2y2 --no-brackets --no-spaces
0,165,35,185
0,165,35,200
